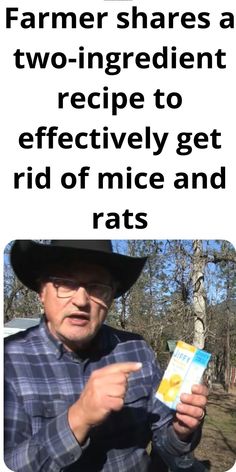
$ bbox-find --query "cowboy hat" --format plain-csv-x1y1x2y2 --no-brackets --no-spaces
10,240,147,298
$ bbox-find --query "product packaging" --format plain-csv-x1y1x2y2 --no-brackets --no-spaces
156,341,211,410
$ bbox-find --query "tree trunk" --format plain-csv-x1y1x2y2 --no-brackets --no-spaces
192,240,207,349
225,273,231,392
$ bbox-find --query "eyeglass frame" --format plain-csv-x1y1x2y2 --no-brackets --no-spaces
44,276,115,304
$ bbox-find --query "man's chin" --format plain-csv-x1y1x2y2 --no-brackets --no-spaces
58,329,96,351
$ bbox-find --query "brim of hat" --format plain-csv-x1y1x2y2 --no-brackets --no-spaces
10,240,147,298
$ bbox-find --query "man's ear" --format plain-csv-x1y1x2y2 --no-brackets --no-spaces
38,284,45,303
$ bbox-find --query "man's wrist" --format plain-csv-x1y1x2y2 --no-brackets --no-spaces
68,403,91,445
172,419,193,442
174,430,191,442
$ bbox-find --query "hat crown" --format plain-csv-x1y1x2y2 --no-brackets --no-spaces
50,240,113,253
10,240,147,298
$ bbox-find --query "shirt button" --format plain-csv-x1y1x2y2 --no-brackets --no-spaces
69,454,75,461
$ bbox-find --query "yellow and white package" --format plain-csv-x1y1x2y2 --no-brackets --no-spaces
156,341,211,410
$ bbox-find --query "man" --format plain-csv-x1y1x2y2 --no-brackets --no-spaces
4,240,208,472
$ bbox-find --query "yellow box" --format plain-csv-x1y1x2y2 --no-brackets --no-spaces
156,341,211,410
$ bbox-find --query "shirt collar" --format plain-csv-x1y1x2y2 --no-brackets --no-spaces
39,316,65,359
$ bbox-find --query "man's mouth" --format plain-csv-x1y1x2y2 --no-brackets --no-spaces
65,314,90,326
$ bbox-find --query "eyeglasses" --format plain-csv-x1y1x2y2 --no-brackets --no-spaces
48,277,114,305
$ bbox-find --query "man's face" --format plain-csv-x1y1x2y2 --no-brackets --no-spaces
39,263,114,351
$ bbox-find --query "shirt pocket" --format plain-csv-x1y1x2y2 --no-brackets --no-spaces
124,362,153,405
112,364,153,440
97,380,151,447
25,399,68,434
124,383,150,405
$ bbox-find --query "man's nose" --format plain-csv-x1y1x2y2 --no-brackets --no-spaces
71,286,90,306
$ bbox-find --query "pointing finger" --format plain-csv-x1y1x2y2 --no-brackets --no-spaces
105,362,142,374
93,362,142,377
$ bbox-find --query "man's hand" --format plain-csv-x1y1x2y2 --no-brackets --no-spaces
173,384,209,440
68,362,142,443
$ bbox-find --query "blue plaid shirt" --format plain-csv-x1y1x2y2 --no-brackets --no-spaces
4,318,199,472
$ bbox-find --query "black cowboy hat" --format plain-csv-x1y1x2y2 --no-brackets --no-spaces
10,240,147,298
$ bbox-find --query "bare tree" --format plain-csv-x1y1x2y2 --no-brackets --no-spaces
192,240,207,349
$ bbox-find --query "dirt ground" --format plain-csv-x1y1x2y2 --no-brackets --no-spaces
194,384,236,472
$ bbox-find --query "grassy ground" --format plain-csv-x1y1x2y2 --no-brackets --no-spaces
194,384,236,472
